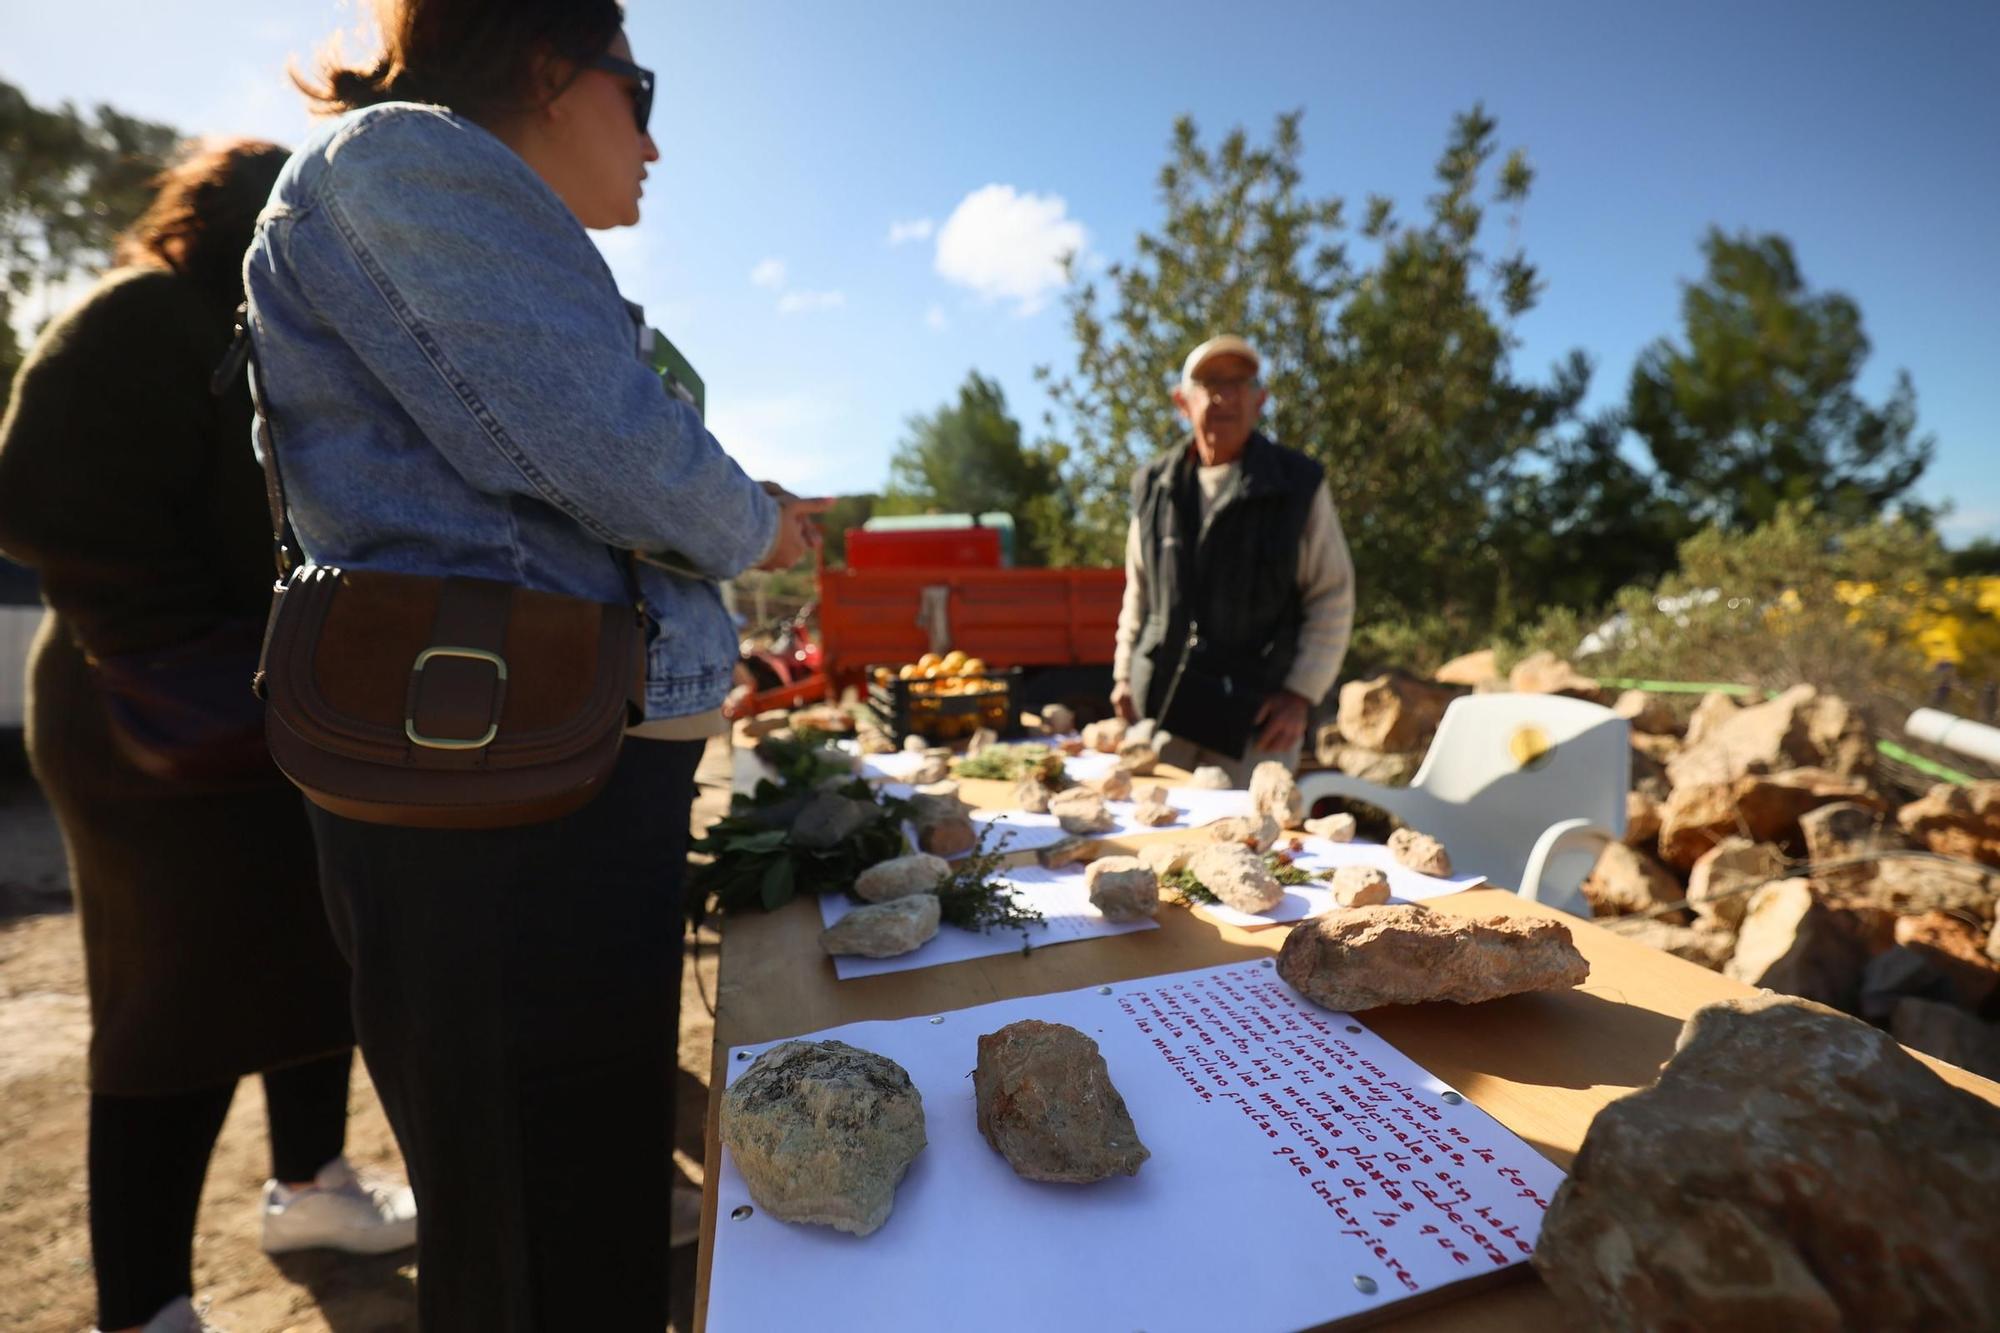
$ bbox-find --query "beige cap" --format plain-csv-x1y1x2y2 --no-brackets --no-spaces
1180,334,1261,384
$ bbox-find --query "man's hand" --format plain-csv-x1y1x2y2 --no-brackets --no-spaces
1110,679,1139,724
757,494,833,570
1252,689,1311,754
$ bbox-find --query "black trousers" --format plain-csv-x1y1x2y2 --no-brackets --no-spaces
90,1049,352,1329
310,737,703,1332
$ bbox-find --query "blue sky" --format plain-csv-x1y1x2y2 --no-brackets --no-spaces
9,0,1996,542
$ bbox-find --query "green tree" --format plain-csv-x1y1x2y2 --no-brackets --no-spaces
1628,229,1933,530
878,371,1066,564
0,79,178,399
1040,107,1582,629
817,492,877,566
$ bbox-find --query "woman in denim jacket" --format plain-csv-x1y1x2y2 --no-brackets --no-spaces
246,2,822,1326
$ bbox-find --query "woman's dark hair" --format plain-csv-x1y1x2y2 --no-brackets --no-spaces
296,0,623,123
113,138,289,308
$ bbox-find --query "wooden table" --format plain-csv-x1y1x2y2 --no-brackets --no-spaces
694,769,2000,1332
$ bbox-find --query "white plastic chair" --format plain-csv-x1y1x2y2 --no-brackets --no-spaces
1296,693,1629,917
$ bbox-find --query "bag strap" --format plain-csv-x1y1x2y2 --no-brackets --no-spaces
216,305,646,624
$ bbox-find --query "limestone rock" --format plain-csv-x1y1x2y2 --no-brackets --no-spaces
1387,827,1452,877
1611,919,1735,971
1202,812,1282,853
791,792,880,851
1508,651,1602,701
1532,993,2000,1330
1336,673,1458,752
964,727,998,758
1623,791,1662,847
1897,780,2000,867
909,789,977,858
1893,911,2000,1013
1304,812,1357,842
1080,718,1127,753
1138,783,1168,805
720,1039,927,1236
1686,837,1787,930
1085,857,1159,921
1581,843,1687,921
1891,997,2000,1081
1096,768,1134,801
1115,738,1160,775
1184,844,1283,914
1724,879,1866,1011
912,755,950,784
1278,905,1589,1009
902,732,929,754
1048,788,1116,835
1187,765,1233,790
1800,799,1904,872
1249,761,1305,828
1612,689,1679,736
854,852,951,903
1036,836,1110,869
1011,777,1051,814
1137,843,1195,877
1682,689,1741,747
1434,648,1501,687
1318,738,1422,786
1813,854,2000,920
1657,768,1882,869
1629,730,1682,771
1666,684,1872,789
974,1021,1149,1183
1328,865,1391,907
819,894,941,958
1038,703,1076,736
1130,798,1179,827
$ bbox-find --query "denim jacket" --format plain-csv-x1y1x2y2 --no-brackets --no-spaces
244,103,778,720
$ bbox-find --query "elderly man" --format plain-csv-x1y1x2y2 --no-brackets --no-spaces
1110,335,1354,785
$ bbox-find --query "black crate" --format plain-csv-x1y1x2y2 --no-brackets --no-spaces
866,666,1021,745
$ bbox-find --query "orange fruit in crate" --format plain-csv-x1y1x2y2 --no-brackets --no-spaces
917,652,942,670
961,657,987,676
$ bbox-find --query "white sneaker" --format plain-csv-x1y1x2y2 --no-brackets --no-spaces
260,1156,417,1255
93,1293,222,1332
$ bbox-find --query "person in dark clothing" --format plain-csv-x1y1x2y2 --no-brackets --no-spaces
1112,335,1356,785
0,139,415,1333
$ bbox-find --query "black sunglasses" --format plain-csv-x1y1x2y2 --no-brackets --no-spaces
589,54,655,136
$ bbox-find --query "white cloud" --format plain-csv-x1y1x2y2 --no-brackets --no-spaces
749,257,787,289
776,289,846,315
887,217,935,246
705,394,846,491
933,184,1086,316
924,304,948,333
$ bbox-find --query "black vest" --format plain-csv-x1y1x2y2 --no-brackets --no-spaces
1128,432,1324,720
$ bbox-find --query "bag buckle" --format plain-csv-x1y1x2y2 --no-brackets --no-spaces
405,646,507,750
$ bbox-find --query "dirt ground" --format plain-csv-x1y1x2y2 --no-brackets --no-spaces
0,735,737,1333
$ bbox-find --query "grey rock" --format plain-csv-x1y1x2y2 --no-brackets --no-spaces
1304,812,1357,842
819,894,941,958
965,727,998,758
791,792,880,851
1202,812,1282,853
974,1020,1149,1183
1085,857,1159,920
1048,789,1116,835
1187,765,1233,790
1328,864,1390,907
1279,905,1589,1009
720,1039,927,1236
910,788,977,858
1533,993,2000,1330
1387,827,1452,876
1249,760,1305,828
1891,997,2000,1081
1859,946,1958,1025
854,852,951,904
1038,703,1076,736
1184,843,1283,913
1036,836,1110,869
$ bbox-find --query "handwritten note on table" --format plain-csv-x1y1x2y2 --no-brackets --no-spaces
816,865,1159,981
710,961,1566,1333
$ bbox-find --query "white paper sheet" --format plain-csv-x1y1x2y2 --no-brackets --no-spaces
1191,835,1489,928
854,742,1124,787
816,865,1159,980
711,961,1565,1333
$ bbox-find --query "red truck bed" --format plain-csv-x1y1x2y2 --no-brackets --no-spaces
817,563,1125,694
